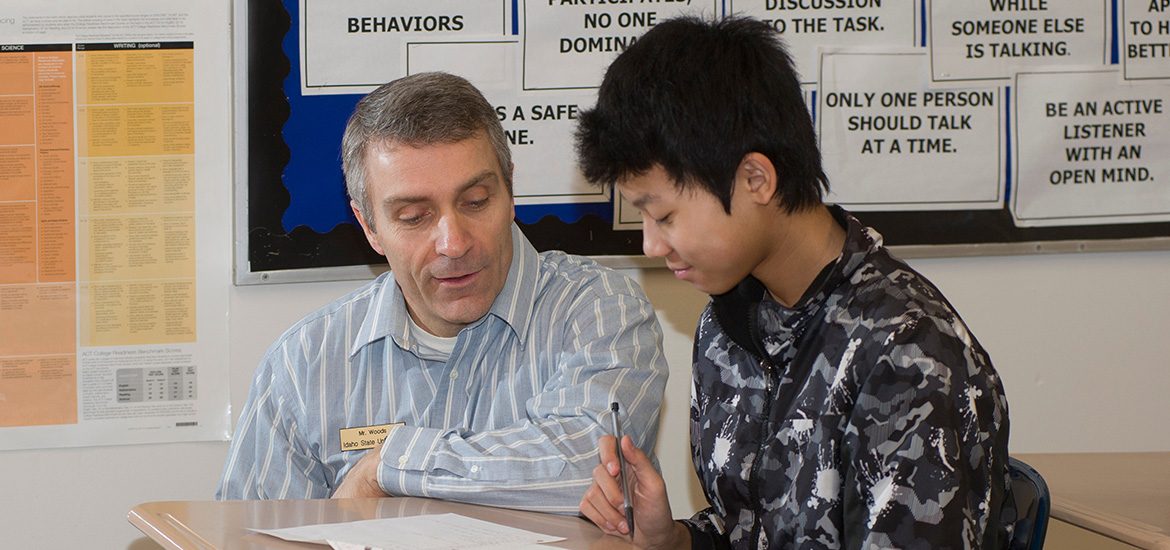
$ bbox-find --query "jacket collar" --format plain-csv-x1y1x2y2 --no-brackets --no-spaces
710,206,882,362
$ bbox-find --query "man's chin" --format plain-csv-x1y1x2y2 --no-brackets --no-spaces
434,299,494,327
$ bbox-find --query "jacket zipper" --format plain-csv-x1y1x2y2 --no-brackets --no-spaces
713,300,777,550
712,286,816,549
746,358,777,549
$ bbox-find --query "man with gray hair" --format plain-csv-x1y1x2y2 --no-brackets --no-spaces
216,72,669,512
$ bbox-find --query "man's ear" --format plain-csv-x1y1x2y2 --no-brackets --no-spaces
351,200,385,256
738,152,778,206
508,162,517,219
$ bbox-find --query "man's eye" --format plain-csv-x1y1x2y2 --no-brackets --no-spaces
397,211,428,226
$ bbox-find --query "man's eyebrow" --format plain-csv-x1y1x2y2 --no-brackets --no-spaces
381,170,497,208
457,170,497,194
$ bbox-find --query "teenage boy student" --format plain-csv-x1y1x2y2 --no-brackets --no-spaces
575,16,1015,550
217,72,669,512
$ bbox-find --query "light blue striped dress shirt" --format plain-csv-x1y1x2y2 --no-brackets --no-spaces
216,225,669,512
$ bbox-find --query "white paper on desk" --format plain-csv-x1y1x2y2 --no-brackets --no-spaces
327,541,564,550
251,512,566,550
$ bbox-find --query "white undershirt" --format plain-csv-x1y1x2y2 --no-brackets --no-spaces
407,313,458,360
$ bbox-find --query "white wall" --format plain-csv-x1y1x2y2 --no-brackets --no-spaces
2,249,1169,548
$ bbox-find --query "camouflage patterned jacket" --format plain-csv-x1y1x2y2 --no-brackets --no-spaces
682,207,1014,550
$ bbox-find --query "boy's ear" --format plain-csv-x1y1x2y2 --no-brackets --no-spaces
738,152,778,206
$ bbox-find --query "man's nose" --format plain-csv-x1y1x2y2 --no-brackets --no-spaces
435,213,472,259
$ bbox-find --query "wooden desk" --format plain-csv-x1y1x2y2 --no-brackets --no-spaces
1015,452,1170,550
129,497,634,550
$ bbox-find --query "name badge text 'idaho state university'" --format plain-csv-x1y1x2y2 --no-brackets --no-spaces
339,423,402,451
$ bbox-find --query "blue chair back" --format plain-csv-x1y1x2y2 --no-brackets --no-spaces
1006,456,1050,550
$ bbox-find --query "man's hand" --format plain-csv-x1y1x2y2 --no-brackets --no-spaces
332,448,389,499
579,434,690,550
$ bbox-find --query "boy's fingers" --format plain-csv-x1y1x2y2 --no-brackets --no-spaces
590,462,630,515
581,479,628,534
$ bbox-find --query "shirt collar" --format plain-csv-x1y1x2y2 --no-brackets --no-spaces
485,223,540,346
350,223,539,357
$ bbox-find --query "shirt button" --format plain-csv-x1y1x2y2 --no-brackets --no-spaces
449,370,459,380
398,455,408,465
470,465,480,473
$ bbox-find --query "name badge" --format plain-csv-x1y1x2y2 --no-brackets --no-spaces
339,423,402,452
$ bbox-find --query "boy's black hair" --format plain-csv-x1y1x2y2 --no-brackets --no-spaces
576,16,828,213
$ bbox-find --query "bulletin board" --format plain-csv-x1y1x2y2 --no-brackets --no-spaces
234,0,1170,284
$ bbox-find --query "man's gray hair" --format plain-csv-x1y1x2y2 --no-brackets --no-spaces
341,72,513,222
